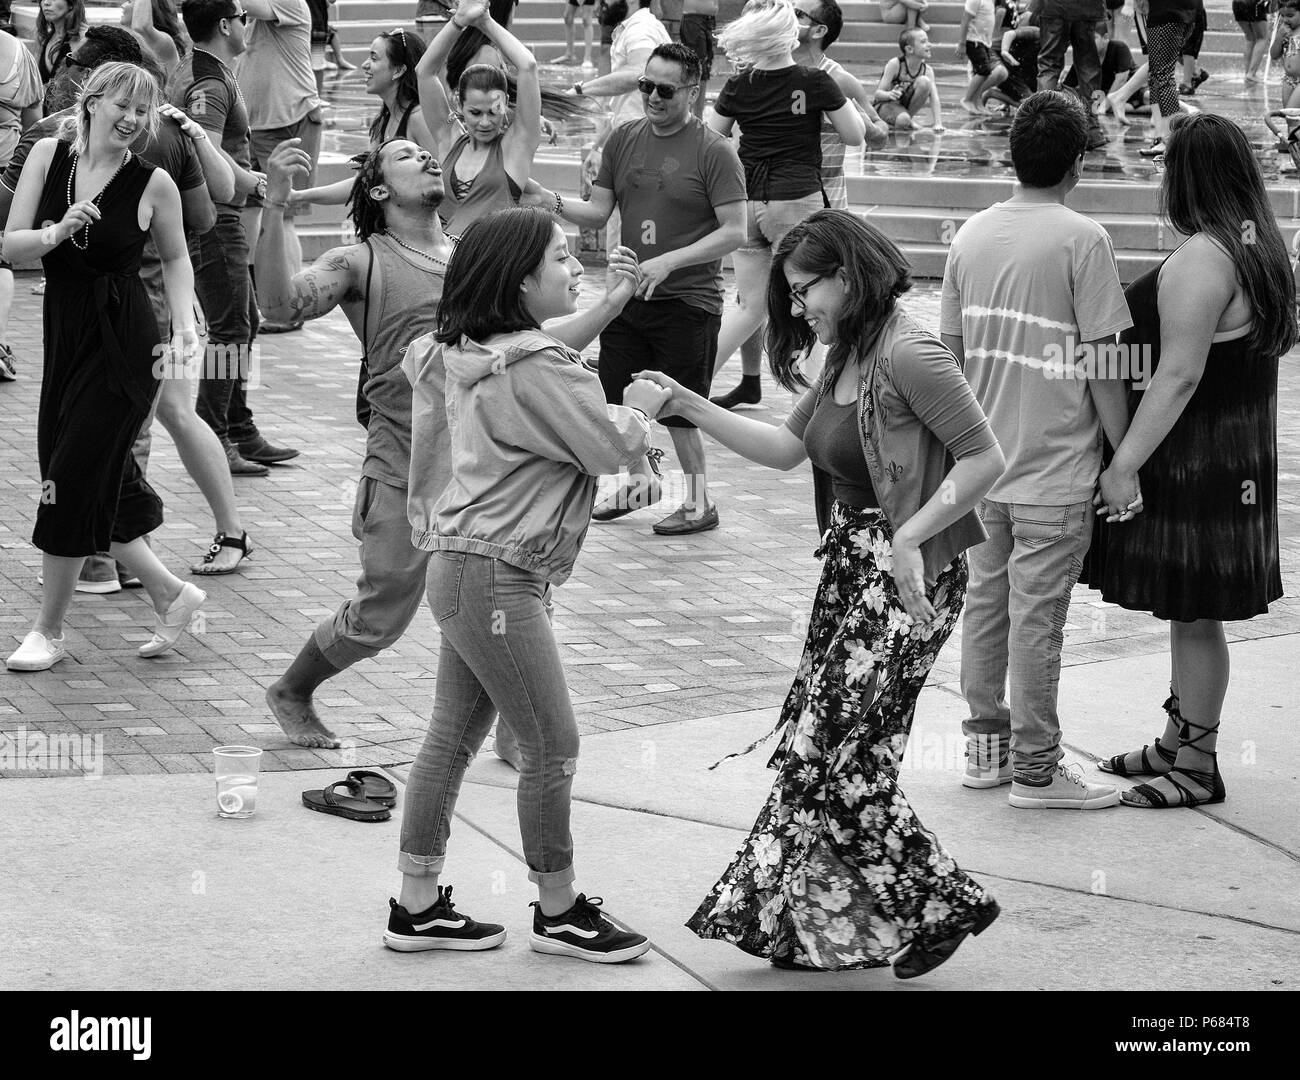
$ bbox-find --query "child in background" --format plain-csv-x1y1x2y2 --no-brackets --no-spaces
1273,0,1300,109
874,28,943,130
955,0,1007,114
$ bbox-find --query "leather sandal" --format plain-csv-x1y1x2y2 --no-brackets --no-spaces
1097,695,1180,777
301,780,391,822
1121,717,1226,809
192,531,253,576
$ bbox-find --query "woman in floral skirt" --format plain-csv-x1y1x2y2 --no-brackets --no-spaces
636,210,1005,976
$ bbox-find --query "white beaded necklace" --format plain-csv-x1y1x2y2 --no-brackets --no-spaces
66,149,131,251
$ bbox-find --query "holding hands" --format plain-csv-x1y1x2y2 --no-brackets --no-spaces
623,377,672,421
1094,465,1143,523
452,0,489,28
605,245,643,306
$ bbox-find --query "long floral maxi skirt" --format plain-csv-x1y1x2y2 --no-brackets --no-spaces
687,503,992,970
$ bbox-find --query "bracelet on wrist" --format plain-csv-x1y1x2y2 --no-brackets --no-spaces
552,191,564,216
629,407,650,424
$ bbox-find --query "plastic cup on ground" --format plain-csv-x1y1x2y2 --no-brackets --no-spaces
213,745,263,819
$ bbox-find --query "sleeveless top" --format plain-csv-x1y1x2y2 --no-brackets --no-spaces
818,56,850,210
38,140,160,414
439,133,522,237
394,101,417,139
890,55,929,96
359,231,448,489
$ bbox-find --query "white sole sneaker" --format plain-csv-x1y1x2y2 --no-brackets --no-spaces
528,932,652,964
6,631,67,671
1008,785,1121,809
963,768,1014,789
382,928,507,952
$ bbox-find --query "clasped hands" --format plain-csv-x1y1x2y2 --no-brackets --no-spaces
1094,463,1143,523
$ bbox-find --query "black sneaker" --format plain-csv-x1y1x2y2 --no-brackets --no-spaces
382,887,506,952
529,894,651,964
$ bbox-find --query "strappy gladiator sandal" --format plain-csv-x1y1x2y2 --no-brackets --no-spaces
1121,717,1227,809
192,531,253,576
1097,694,1181,777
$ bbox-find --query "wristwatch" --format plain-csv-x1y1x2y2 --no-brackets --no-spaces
573,82,585,95
255,177,268,201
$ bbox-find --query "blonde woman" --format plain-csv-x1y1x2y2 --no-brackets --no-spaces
4,63,204,671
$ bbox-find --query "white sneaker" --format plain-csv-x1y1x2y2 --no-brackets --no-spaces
138,583,206,658
1009,763,1120,809
963,736,1013,789
6,631,67,671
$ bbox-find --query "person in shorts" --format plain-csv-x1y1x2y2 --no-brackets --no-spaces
554,0,596,67
987,17,1038,108
241,0,323,331
956,0,1008,114
678,0,717,116
525,43,747,535
1234,0,1271,84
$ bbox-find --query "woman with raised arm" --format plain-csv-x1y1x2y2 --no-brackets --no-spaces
638,210,1006,976
4,62,205,672
37,0,88,84
416,0,541,235
706,0,865,411
291,28,436,210
122,0,188,74
1091,115,1295,809
386,207,666,964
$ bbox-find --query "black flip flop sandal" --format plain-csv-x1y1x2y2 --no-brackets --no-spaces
346,769,397,807
301,780,391,822
192,531,253,576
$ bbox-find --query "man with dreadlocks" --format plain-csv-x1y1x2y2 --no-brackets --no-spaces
256,136,646,752
254,137,453,749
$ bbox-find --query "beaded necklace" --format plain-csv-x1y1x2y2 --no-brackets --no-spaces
66,149,131,251
384,229,450,270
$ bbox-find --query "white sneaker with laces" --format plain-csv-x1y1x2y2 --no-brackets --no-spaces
1008,763,1120,809
6,631,67,671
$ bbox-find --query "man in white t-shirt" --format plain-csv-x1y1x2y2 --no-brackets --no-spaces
239,0,322,323
940,92,1132,811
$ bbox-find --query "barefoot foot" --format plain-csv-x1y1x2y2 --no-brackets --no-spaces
1108,94,1129,124
266,684,341,748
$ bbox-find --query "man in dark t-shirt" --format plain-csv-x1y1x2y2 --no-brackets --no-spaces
1062,22,1135,95
527,43,746,535
171,0,299,471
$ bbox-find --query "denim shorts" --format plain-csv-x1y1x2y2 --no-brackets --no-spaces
740,192,825,252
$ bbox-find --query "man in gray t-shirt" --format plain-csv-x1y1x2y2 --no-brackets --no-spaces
940,92,1131,810
529,43,746,535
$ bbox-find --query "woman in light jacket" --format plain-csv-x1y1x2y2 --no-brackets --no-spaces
387,206,668,965
639,210,1006,977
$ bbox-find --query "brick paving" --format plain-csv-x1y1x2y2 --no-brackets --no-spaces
1,273,1297,776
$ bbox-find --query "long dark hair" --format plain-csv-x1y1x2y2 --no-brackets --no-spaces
348,138,395,241
451,48,595,125
435,207,556,344
1162,113,1298,360
37,0,88,48
368,28,426,144
151,0,188,59
765,210,912,392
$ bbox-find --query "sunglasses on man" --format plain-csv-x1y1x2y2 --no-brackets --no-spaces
636,77,698,100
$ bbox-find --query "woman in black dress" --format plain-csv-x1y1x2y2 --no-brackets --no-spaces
1092,114,1295,808
4,61,204,672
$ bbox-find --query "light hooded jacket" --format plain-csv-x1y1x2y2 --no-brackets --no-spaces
404,328,652,586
